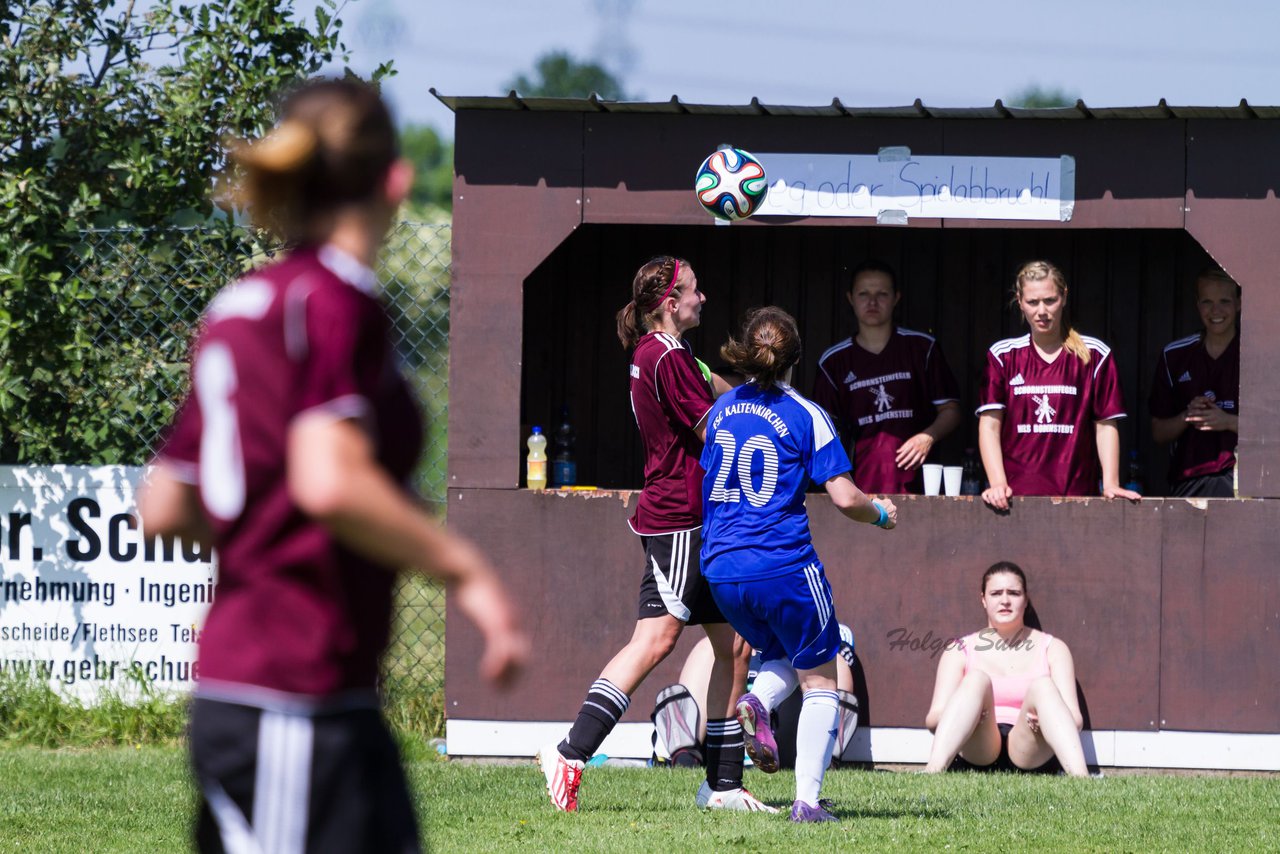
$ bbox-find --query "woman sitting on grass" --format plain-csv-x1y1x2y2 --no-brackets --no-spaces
924,561,1088,776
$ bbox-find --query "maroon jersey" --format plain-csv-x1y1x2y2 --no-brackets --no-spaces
159,245,421,703
628,332,715,534
978,334,1126,496
813,328,960,493
1148,333,1239,483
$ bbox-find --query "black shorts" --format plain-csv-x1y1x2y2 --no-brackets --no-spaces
189,697,420,854
1171,469,1234,498
636,528,725,626
953,722,1061,775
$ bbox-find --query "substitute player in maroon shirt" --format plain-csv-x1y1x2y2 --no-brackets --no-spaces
540,257,771,815
139,80,526,854
1149,268,1241,496
977,261,1141,509
814,260,961,493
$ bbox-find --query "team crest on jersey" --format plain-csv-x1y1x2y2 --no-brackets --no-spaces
630,364,640,378
1017,391,1073,435
1178,371,1192,383
1032,394,1057,424
872,383,894,413
1010,373,1025,386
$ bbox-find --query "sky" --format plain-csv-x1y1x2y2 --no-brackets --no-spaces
318,0,1280,135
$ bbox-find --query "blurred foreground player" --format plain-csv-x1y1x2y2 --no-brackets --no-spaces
139,79,527,854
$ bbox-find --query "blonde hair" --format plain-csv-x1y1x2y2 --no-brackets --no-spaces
720,307,801,391
1013,261,1089,365
227,79,398,242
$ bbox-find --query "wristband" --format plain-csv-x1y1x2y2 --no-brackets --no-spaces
871,500,889,528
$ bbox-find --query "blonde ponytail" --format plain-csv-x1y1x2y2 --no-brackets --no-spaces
1062,329,1091,365
225,80,397,242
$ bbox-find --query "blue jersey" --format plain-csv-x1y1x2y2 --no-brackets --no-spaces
700,382,851,582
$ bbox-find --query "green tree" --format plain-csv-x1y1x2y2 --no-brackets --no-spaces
401,123,454,214
505,50,632,100
1006,84,1079,108
0,0,384,463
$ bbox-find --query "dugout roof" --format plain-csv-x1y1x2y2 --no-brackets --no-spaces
433,91,1280,119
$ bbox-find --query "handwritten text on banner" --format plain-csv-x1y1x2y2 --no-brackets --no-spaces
754,153,1075,221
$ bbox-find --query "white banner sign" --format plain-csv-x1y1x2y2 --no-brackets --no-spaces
0,466,213,701
754,151,1075,222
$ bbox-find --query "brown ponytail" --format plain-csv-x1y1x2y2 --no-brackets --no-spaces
1013,260,1090,365
228,79,398,242
720,306,801,391
616,255,687,349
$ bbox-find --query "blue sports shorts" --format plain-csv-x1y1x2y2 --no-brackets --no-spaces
709,561,840,671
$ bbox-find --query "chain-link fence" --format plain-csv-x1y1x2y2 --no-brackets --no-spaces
63,223,452,732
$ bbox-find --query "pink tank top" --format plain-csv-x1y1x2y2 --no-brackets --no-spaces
962,631,1053,726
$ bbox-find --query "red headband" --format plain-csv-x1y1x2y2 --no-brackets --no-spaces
643,260,681,310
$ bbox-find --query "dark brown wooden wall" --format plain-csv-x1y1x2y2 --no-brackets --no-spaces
447,489,1280,734
520,226,1213,496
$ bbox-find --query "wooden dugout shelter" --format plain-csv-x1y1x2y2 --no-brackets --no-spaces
439,94,1280,770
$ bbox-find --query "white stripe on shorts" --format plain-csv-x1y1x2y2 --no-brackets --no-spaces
672,530,690,599
651,529,693,622
803,564,832,630
253,711,314,854
206,781,264,854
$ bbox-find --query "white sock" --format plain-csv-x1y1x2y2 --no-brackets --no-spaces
751,659,798,711
795,689,840,806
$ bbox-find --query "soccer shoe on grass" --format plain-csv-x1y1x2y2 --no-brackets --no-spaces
788,804,839,819
539,743,584,812
790,799,839,823
735,693,779,773
696,781,779,813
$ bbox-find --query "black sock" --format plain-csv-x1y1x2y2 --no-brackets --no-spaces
704,718,744,791
560,678,630,762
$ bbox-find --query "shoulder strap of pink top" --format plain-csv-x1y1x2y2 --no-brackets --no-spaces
1040,633,1054,671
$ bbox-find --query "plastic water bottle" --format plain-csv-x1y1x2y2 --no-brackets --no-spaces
527,426,547,491
1125,450,1144,495
552,408,577,487
960,448,983,496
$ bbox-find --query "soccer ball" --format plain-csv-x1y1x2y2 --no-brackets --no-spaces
695,147,768,221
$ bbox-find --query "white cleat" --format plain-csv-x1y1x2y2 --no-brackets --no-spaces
539,742,584,812
696,781,779,813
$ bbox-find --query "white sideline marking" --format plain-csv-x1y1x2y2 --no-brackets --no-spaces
446,721,1280,771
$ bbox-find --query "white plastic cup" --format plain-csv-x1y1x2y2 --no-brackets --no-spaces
943,466,963,497
923,464,943,496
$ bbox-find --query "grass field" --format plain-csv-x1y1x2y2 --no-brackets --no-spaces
1,745,1276,852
